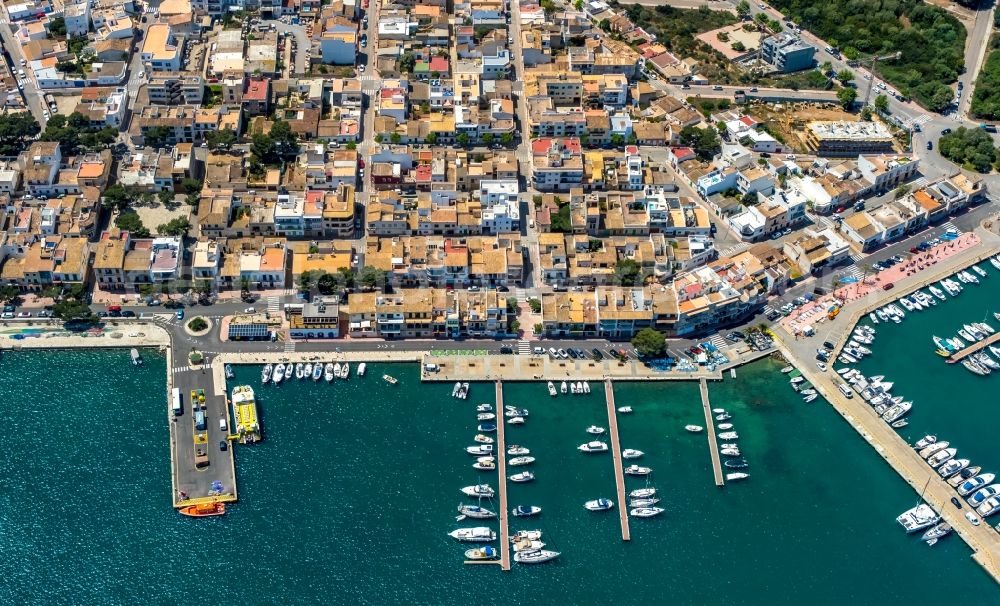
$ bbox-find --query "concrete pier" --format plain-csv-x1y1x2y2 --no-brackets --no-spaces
495,381,511,571
948,330,1000,362
700,379,725,487
604,380,630,541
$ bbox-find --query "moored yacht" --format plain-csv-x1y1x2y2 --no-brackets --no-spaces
630,507,664,518
921,523,952,541
622,449,644,459
684,425,704,433
584,498,614,512
464,546,499,560
507,445,530,456
949,466,981,487
457,504,496,519
586,425,606,435
466,444,494,456
449,527,496,542
959,473,996,496
629,488,656,498
262,363,273,384
324,362,335,382
512,505,542,517
896,503,940,533
547,381,557,396
461,484,494,498
968,484,1000,507
926,448,957,468
919,441,950,459
508,456,535,466
272,363,286,384
509,471,535,483
513,549,560,564
312,363,323,381
624,465,652,476
578,441,609,453
938,458,969,478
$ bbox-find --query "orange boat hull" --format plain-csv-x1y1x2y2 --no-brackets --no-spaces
179,503,226,517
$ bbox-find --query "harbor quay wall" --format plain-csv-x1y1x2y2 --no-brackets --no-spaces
772,335,1000,585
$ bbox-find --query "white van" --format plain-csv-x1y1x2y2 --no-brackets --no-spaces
838,382,853,398
219,417,228,432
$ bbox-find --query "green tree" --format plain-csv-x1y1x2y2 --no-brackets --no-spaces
374,133,384,144
297,270,316,293
610,133,624,148
52,299,95,324
48,16,66,37
614,258,642,286
599,18,611,31
345,141,357,150
860,105,873,121
736,0,751,18
251,133,277,164
820,60,833,76
182,178,203,195
425,132,438,145
390,132,402,144
399,51,416,73
0,285,20,305
678,125,721,161
157,217,192,236
938,127,999,173
317,272,342,295
359,266,385,290
631,328,666,358
456,132,470,147
500,132,514,145
482,132,494,146
158,190,175,206
205,128,238,151
101,184,134,211
143,126,172,149
268,120,299,159
115,211,150,238
836,86,857,109
0,112,40,156
835,69,854,84
873,94,890,114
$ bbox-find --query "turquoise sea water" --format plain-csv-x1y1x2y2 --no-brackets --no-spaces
0,349,996,605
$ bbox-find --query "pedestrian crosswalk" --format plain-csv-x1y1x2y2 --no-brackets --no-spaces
843,265,865,280
940,221,960,233
763,305,775,315
515,288,528,303
516,340,531,354
849,251,864,263
707,334,727,349
172,365,193,374
904,114,932,129
718,242,749,258
283,341,296,353
267,296,281,314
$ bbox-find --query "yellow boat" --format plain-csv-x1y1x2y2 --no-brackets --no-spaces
935,348,953,358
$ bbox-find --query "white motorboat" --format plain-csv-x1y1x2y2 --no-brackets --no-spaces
622,449,644,459
474,434,494,444
976,497,1000,518
560,381,568,394
790,376,805,384
303,363,312,379
896,504,940,533
272,363,286,384
461,484,494,498
991,256,1000,271
512,538,547,553
921,523,952,542
914,435,937,449
513,549,560,564
938,458,970,478
477,403,493,412
324,362,335,382
578,441,609,453
928,285,946,300
512,505,542,517
712,408,726,414
333,362,343,379
586,425,606,435
547,381,557,396
295,363,305,379
473,460,496,471
478,413,496,421
457,504,496,519
262,363,273,384
630,507,664,518
630,497,661,507
449,527,496,542
582,382,591,393
926,448,957,468
357,362,366,376
466,444,494,456
717,423,733,430
629,488,656,498
311,363,323,380
464,546,499,560
718,431,739,440
780,366,794,373
720,448,741,457
624,465,652,476
570,383,578,394
508,456,535,466
684,425,703,433
726,472,749,481
617,406,632,413
342,363,350,379
507,445,530,456
950,466,982,487
973,264,988,278
509,530,542,542
968,484,1000,507
919,441,950,459
509,471,535,483
584,498,614,511
959,473,996,496
803,394,818,403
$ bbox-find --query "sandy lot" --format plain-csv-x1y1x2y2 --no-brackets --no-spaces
134,201,192,235
52,93,82,116
747,102,895,153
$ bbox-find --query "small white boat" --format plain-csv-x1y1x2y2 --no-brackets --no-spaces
465,546,499,560
273,363,286,384
684,425,703,433
622,449,644,459
780,366,794,373
560,381,568,394
803,394,818,403
474,434,494,444
507,445,530,456
712,408,726,414
466,444,493,456
582,382,590,394
617,406,632,413
509,530,542,542
578,441,609,453
507,416,525,425
726,472,749,481
449,527,496,542
333,362,343,379
624,465,652,476
324,362,335,382
630,507,664,518
790,376,805,384
509,471,534,483
630,497,660,507
477,403,493,412
453,382,461,397
914,435,937,449
717,423,733,430
547,381,557,396
477,413,496,421
295,363,305,379
458,504,496,519
718,431,739,440
262,363,273,384
586,425,606,435
473,460,496,471
311,363,322,381
342,363,350,379
357,362,366,376
584,498,614,511
629,488,656,498
508,456,535,466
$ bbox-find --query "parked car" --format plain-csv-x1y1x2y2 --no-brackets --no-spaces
591,348,604,360
121,311,136,317
16,311,30,318
499,346,513,354
175,310,185,320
